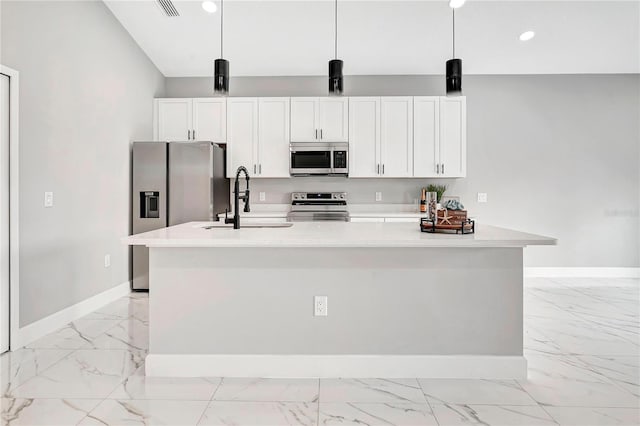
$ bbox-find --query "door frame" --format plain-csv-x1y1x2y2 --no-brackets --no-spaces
0,65,20,351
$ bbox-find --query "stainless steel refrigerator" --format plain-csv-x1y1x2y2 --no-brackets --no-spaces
131,142,229,290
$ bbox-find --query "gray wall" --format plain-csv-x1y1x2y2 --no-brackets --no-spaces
1,1,165,327
166,74,640,268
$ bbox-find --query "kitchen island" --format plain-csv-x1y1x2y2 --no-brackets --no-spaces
125,221,555,379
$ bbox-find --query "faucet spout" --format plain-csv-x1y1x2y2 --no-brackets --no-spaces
225,166,251,229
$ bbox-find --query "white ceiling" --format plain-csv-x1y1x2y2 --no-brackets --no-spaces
104,0,640,77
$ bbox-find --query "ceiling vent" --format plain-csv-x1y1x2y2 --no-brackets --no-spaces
156,0,180,17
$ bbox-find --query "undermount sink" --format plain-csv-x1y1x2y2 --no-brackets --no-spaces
199,222,293,229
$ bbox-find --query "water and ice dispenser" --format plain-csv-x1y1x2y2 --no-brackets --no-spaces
140,191,160,219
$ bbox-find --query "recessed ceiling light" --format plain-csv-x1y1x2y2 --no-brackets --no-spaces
449,0,466,8
202,1,217,14
519,31,535,41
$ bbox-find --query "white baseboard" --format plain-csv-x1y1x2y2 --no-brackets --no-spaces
145,354,527,379
14,281,131,349
525,267,639,279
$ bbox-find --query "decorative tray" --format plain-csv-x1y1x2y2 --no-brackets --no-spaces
420,218,475,234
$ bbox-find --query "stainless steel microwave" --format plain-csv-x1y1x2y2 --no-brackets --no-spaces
289,142,349,176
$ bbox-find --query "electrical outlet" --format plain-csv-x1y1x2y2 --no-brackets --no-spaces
314,295,328,317
44,192,54,208
477,192,488,203
259,192,266,202
104,254,111,268
375,192,382,202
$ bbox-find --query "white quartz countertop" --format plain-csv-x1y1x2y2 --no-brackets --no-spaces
124,221,556,249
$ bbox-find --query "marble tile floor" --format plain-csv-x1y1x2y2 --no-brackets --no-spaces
1,278,638,425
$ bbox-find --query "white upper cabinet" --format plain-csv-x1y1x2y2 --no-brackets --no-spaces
258,98,290,178
227,98,258,178
318,98,348,142
439,96,466,178
413,96,466,178
380,97,413,177
192,98,226,142
155,98,226,142
156,98,192,142
413,97,440,177
290,97,348,142
349,97,413,178
349,97,380,178
290,98,318,142
227,97,290,178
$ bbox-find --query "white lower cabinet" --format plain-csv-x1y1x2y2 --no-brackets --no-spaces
349,217,385,223
227,97,290,178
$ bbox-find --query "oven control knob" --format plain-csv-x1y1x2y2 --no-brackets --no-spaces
340,194,345,199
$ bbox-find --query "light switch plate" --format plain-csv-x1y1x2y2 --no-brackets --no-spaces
477,192,488,203
104,254,111,268
44,192,54,208
259,192,266,202
375,192,382,202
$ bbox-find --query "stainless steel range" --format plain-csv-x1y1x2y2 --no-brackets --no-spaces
287,192,349,222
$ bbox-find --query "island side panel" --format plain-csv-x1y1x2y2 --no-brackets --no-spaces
148,246,524,357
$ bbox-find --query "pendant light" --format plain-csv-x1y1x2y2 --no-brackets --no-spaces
214,0,229,95
446,8,462,94
328,0,343,95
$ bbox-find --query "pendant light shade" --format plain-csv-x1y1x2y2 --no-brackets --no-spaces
328,0,343,95
214,58,229,94
446,58,462,94
446,9,462,95
329,59,343,95
214,0,229,95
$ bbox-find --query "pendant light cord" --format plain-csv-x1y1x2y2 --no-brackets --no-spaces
220,0,224,58
334,0,338,59
452,8,455,58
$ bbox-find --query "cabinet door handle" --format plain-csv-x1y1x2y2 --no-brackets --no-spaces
377,164,380,175
436,164,439,174
188,130,191,140
253,164,257,174
193,129,196,140
382,164,385,175
442,163,445,174
259,164,262,174
315,129,318,139
320,129,323,139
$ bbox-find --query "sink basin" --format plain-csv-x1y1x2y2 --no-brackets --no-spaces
199,222,293,229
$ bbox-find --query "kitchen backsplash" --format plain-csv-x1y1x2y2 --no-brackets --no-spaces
231,178,458,205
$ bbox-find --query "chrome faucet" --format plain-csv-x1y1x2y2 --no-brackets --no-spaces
225,166,250,229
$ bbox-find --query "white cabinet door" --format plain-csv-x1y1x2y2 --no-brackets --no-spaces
350,217,385,223
439,96,466,178
318,97,348,142
290,98,318,142
157,99,192,141
258,98,290,178
192,98,226,142
349,97,380,178
413,97,440,178
227,98,258,178
385,217,418,223
380,97,413,177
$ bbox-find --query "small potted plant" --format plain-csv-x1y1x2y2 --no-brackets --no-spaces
426,184,447,209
